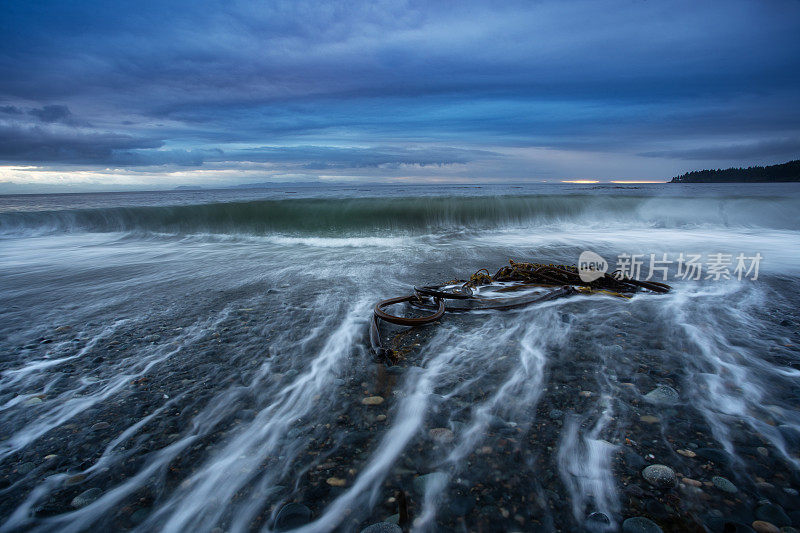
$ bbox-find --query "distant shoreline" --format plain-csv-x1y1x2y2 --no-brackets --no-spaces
670,159,800,183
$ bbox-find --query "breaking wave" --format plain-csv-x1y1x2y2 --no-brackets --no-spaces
1,194,798,237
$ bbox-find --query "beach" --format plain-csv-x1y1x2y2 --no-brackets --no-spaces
1,183,800,532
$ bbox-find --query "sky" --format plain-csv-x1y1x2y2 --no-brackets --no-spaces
1,0,799,191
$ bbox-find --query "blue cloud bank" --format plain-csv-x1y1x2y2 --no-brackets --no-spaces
1,0,799,187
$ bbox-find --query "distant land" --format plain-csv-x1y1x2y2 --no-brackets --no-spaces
670,159,800,183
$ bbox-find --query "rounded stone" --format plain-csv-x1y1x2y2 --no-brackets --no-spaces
642,464,677,488
274,502,312,531
361,396,384,406
752,521,781,533
71,487,102,508
16,462,35,475
756,504,791,527
130,508,149,525
428,428,454,443
622,516,663,533
712,476,738,494
643,386,679,405
360,523,402,533
585,511,612,532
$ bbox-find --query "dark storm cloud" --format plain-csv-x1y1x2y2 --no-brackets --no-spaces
0,123,162,164
0,106,23,115
1,0,799,181
0,117,496,168
28,105,71,123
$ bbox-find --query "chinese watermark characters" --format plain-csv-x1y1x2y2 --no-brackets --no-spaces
579,251,762,282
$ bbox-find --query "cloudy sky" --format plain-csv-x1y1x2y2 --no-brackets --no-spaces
1,0,799,191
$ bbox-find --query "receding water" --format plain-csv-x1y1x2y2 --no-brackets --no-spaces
1,183,799,532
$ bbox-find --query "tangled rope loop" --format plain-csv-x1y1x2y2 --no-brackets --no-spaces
370,259,671,361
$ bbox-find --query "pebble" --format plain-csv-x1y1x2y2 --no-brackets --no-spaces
91,422,110,431
65,474,86,486
376,414,387,422
757,447,769,457
696,448,732,466
16,462,35,475
682,477,702,487
643,386,680,405
361,396,384,406
585,512,611,532
428,428,454,443
756,504,791,527
130,507,149,525
24,397,42,406
622,516,663,533
360,523,402,533
712,476,738,494
640,415,660,424
71,487,102,508
642,464,677,488
326,477,346,487
549,409,564,420
274,502,311,531
752,521,781,533
676,449,696,458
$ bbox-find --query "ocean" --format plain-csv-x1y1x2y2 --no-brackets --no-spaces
1,183,799,532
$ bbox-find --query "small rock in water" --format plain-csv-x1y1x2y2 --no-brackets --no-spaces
130,507,149,525
755,503,791,527
413,472,448,495
91,422,110,431
65,474,86,486
676,449,696,458
274,502,312,531
711,475,738,494
642,464,677,488
752,521,781,533
361,396,384,406
326,477,346,487
622,516,663,533
643,386,679,405
585,511,612,532
71,487,102,508
24,397,42,406
428,428,454,443
696,448,732,466
549,409,564,420
639,415,660,424
376,414,387,422
55,325,72,332
16,462,35,475
360,523,402,533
